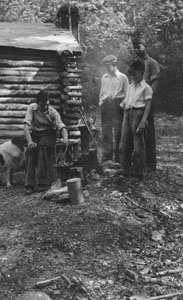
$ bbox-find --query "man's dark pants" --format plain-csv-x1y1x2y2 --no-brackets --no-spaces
119,108,146,175
25,130,57,188
146,101,156,171
101,99,123,162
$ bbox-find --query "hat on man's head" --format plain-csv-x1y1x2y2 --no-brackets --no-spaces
101,54,117,65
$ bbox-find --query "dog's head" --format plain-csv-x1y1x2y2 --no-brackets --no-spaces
11,136,27,152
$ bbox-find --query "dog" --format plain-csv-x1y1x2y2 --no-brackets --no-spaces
0,136,26,187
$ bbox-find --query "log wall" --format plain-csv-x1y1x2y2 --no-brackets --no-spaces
0,47,82,147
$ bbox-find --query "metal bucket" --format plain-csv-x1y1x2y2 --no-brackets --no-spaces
66,177,85,205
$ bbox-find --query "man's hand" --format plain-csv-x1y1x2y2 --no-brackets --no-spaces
61,127,69,146
63,136,69,146
136,121,146,133
120,101,125,108
28,141,37,150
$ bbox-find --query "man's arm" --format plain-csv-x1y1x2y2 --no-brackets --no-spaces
24,123,37,149
136,99,151,132
151,79,158,94
61,127,68,145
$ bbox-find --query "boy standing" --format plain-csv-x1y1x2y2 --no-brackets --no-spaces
99,55,129,162
119,59,153,179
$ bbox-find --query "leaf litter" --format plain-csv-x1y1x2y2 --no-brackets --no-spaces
1,113,183,300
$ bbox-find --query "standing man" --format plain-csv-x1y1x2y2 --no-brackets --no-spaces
24,90,68,195
132,38,160,171
119,59,153,180
99,55,129,162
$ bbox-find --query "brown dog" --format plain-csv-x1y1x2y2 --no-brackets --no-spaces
0,136,26,187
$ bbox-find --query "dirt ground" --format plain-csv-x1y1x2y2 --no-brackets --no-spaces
1,113,183,300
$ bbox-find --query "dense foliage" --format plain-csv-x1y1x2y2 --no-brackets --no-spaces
0,0,183,112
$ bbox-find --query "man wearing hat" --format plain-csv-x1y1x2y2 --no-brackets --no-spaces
132,38,160,171
99,54,129,162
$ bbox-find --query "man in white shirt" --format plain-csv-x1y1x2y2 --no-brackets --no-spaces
99,55,129,162
119,59,153,179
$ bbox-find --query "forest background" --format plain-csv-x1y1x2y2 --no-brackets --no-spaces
0,0,183,114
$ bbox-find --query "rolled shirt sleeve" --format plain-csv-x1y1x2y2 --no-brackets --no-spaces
52,109,65,131
24,103,34,126
144,85,153,100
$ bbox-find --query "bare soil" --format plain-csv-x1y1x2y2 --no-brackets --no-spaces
1,113,183,300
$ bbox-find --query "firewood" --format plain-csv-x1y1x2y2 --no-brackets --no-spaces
66,68,82,73
61,72,80,78
67,125,79,131
68,92,82,97
64,85,82,93
67,62,77,68
42,186,68,199
64,107,80,113
65,99,82,106
64,119,79,126
69,131,81,137
64,112,81,120
62,78,81,86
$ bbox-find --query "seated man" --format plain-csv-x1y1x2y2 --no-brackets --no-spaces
24,90,68,195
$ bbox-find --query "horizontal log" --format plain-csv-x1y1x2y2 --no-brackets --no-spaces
63,112,81,120
58,138,80,145
0,118,24,124
0,75,61,83
64,107,80,114
0,97,35,104
0,111,26,117
65,100,82,106
67,125,79,131
0,59,57,68
64,119,79,126
0,103,28,110
0,83,61,91
0,124,24,130
0,103,60,111
67,63,77,68
62,78,81,86
61,72,80,78
0,90,61,97
68,92,82,97
0,67,63,72
69,131,81,137
67,68,82,73
0,70,62,77
0,130,24,138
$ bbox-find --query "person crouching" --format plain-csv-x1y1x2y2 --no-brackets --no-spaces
119,59,153,180
24,90,68,195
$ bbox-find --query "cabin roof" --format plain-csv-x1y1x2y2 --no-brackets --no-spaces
0,22,82,54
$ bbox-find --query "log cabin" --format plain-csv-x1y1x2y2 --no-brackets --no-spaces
0,19,82,152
